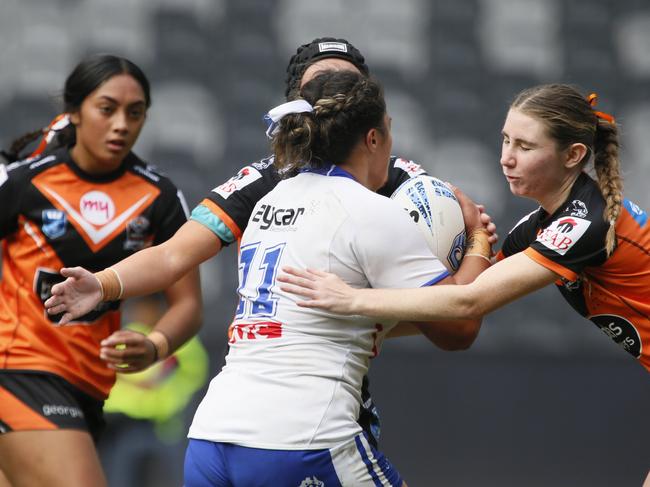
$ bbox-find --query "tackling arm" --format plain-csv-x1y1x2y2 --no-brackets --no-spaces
354,252,559,321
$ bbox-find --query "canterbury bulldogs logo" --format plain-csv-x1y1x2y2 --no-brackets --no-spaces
252,204,305,230
299,476,324,487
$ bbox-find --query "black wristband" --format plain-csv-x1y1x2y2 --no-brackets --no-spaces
145,337,158,363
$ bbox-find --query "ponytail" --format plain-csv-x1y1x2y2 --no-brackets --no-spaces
0,114,74,164
1,129,45,163
593,118,623,256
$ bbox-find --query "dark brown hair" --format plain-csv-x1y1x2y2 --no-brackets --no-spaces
272,70,386,174
1,54,151,163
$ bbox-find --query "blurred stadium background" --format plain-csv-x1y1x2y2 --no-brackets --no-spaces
1,0,649,485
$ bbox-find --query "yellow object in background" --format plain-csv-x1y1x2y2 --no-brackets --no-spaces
104,321,209,442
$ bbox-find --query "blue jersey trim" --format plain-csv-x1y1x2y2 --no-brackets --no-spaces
623,198,647,228
421,269,450,287
190,204,236,243
300,163,357,181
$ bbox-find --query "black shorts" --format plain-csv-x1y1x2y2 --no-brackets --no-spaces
0,370,105,442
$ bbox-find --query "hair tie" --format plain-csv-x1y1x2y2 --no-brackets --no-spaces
29,113,71,158
587,93,615,124
264,99,314,138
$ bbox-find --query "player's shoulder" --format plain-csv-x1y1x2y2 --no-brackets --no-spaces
3,147,66,181
508,207,542,234
340,179,408,223
550,174,609,232
376,155,428,197
249,155,277,172
566,173,606,217
209,156,281,200
126,152,180,192
388,155,427,177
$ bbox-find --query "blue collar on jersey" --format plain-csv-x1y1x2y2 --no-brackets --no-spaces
300,164,357,181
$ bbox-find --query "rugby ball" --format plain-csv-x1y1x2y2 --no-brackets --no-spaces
390,176,466,272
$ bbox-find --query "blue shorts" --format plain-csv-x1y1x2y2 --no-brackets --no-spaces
184,433,403,487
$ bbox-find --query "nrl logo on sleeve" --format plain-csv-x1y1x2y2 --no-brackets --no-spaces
213,166,262,200
536,216,591,255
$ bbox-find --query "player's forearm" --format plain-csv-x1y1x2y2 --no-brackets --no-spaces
352,285,480,322
452,229,492,284
452,254,491,284
354,254,558,322
111,221,222,300
110,242,187,298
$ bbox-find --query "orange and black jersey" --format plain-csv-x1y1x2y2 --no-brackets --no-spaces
498,172,650,371
195,155,428,244
0,147,188,398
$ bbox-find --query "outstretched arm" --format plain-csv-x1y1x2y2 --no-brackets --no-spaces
279,252,559,322
45,220,221,323
99,267,203,373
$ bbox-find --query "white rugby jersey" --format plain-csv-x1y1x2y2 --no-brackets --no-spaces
189,165,449,449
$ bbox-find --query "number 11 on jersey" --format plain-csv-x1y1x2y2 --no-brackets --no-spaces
235,242,286,319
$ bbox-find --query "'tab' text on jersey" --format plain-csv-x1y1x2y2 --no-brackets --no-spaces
251,204,305,231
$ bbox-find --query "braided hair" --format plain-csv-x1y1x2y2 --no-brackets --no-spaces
511,83,622,255
0,129,46,163
272,70,386,174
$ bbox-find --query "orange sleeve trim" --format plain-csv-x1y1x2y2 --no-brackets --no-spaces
200,198,243,240
495,250,505,262
523,247,578,282
0,386,57,431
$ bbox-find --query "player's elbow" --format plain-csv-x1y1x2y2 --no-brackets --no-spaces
415,318,481,351
161,244,191,283
456,286,487,320
437,320,480,351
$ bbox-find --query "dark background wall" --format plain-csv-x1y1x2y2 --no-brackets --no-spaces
1,0,649,485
